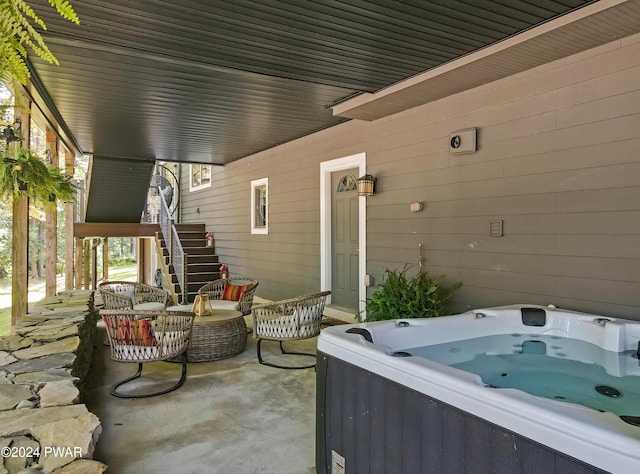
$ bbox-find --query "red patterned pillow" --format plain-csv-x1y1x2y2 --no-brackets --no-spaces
105,318,157,346
222,283,249,301
135,319,157,346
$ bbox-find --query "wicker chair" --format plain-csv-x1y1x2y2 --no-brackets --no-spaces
98,281,169,311
100,309,195,398
197,277,259,316
252,291,331,369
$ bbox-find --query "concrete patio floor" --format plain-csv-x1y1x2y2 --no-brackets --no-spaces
83,315,324,474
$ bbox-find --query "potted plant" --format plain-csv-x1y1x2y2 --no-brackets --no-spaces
357,264,461,322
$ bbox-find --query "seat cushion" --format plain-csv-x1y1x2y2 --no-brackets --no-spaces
222,283,249,301
133,302,166,311
211,300,240,311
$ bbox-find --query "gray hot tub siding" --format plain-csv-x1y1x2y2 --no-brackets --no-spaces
316,352,607,474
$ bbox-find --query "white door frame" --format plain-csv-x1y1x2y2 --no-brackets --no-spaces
320,152,366,314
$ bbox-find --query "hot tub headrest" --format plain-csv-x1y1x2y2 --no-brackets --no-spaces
521,307,546,327
346,327,373,343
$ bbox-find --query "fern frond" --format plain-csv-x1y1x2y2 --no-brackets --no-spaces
13,0,47,30
47,0,79,24
0,0,79,83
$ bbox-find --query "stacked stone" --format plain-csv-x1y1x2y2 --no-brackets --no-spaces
0,291,106,474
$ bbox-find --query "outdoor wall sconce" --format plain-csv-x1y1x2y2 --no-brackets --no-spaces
0,118,22,143
357,174,376,196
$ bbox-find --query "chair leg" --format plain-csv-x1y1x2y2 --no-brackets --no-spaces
110,354,188,398
256,338,316,369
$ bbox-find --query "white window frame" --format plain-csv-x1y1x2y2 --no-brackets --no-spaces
189,164,212,191
251,177,268,234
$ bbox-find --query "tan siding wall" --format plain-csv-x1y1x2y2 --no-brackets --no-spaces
181,32,640,319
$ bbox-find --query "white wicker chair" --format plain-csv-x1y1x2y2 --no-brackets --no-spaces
252,291,330,369
101,309,195,398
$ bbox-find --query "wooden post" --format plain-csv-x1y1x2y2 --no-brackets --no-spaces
91,239,98,290
74,239,83,289
137,237,144,283
64,149,75,290
45,128,58,297
103,238,109,281
11,105,30,326
11,196,28,325
83,239,91,289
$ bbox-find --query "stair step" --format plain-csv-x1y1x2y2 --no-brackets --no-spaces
175,233,206,241
178,239,208,247
174,223,205,232
161,247,216,256
170,271,220,284
168,260,220,270
166,256,220,266
157,234,207,245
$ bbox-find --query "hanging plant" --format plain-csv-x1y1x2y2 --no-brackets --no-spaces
0,146,74,204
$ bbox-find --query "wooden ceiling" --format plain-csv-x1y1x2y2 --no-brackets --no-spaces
24,0,637,166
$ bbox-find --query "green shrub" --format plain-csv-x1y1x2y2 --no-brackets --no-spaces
357,265,461,322
109,256,136,267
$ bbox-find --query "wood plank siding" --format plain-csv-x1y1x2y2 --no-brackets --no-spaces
180,32,640,320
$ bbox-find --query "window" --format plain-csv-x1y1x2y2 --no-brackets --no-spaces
337,174,357,192
251,177,268,234
189,164,211,191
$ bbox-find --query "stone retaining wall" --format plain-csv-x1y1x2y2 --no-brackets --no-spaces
0,291,106,473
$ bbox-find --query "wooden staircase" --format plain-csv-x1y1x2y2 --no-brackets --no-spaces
156,223,221,303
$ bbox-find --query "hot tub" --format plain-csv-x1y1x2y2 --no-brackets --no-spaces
316,305,640,474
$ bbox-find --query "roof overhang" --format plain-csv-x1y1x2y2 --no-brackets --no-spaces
333,0,640,121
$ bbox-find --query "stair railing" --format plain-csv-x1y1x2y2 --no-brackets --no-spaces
158,185,188,303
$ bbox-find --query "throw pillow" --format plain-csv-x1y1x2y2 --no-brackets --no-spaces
222,283,249,301
136,319,158,346
105,318,157,346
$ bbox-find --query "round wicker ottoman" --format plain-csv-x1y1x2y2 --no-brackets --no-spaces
168,307,247,362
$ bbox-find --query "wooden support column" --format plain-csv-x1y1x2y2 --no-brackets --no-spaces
11,105,30,326
136,237,144,283
83,239,91,289
91,239,98,290
64,149,75,290
45,129,59,297
74,239,83,289
11,196,28,325
103,238,109,281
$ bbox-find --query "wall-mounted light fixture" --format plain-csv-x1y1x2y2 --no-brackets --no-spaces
357,174,376,196
0,118,22,143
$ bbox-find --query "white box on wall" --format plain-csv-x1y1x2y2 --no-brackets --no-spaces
449,128,477,154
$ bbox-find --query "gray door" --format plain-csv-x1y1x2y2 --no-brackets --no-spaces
331,170,359,310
